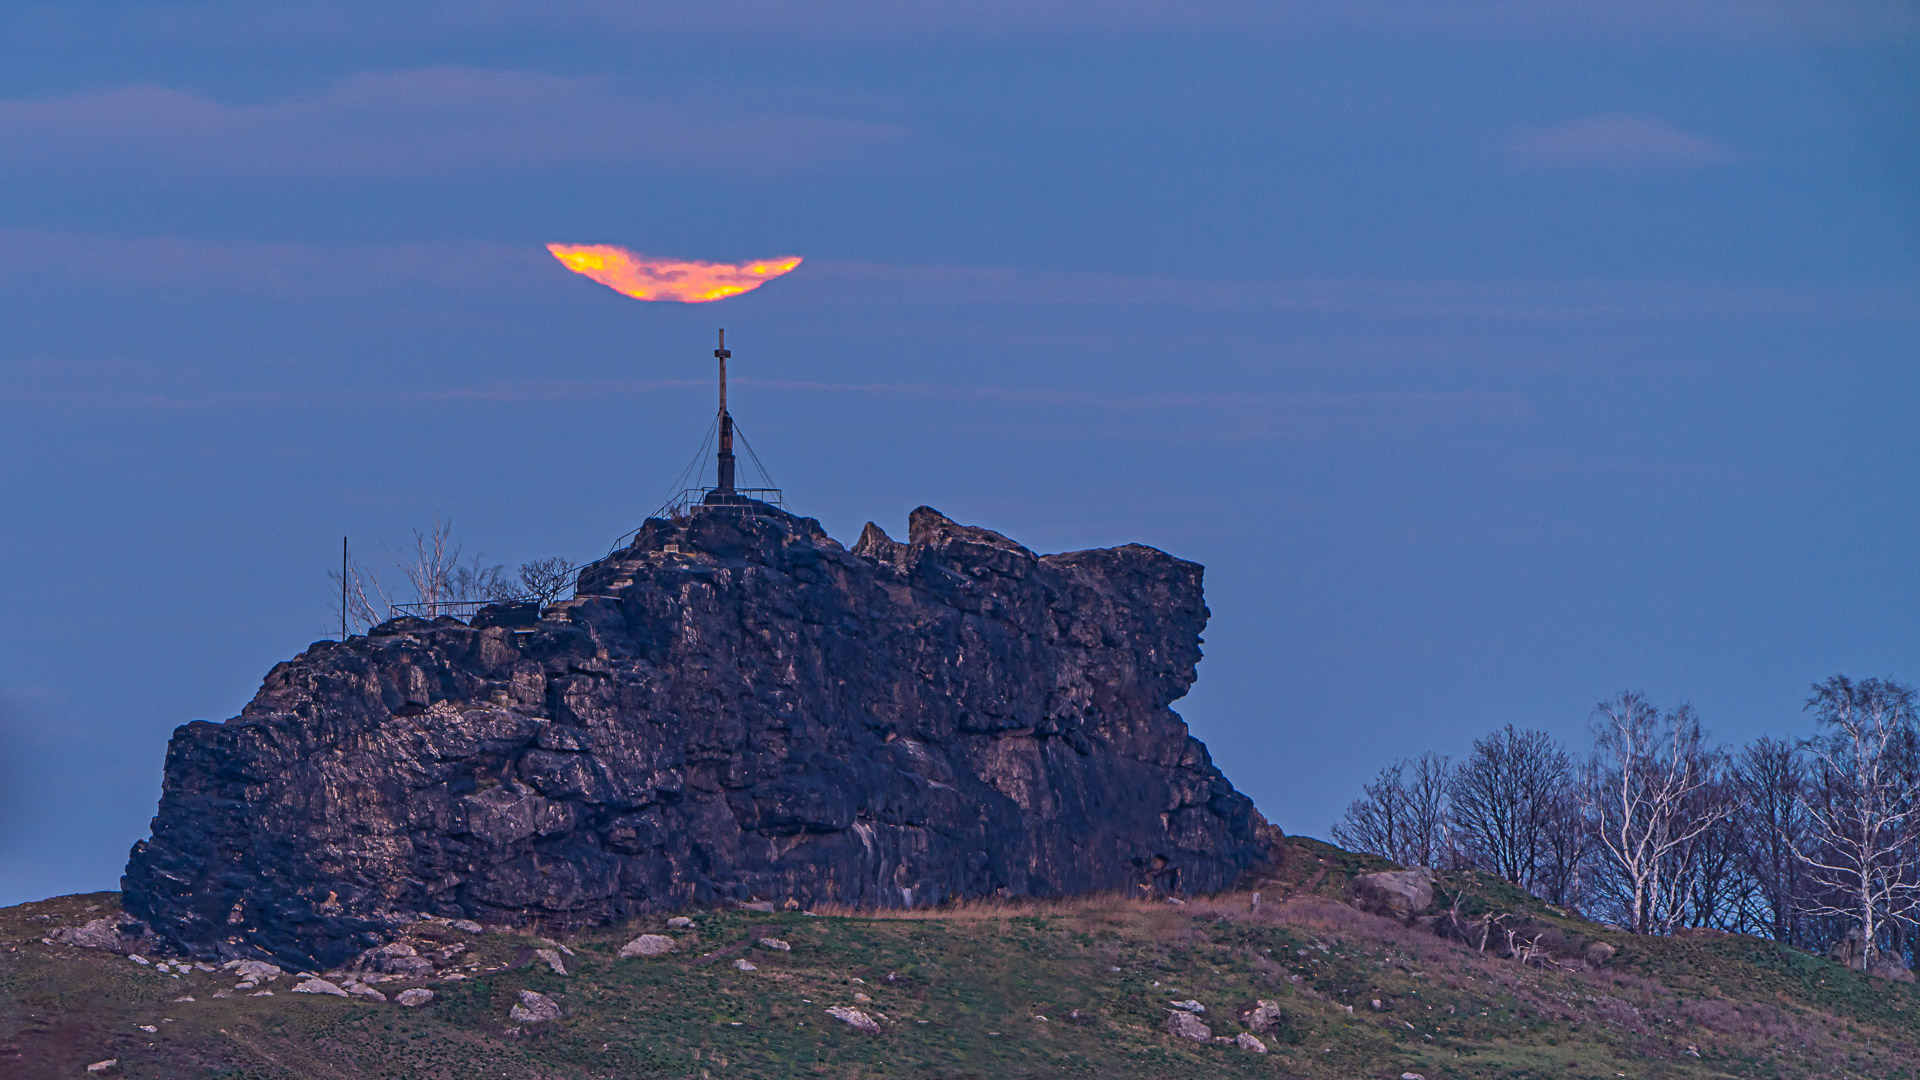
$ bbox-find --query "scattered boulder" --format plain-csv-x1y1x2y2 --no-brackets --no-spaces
733,959,758,972
222,959,282,983
52,919,124,951
1235,1033,1267,1053
449,919,485,934
85,1061,116,1074
534,948,568,975
1350,868,1437,920
825,1005,881,1034
1831,929,1866,969
852,991,873,1003
396,988,435,1007
1168,998,1205,1013
292,978,350,997
619,934,676,959
666,916,694,929
1870,955,1916,983
508,989,560,1024
1240,999,1283,1033
757,938,792,952
345,984,387,1002
1165,1010,1212,1042
352,942,435,977
1585,942,1617,968
1402,1073,1427,1080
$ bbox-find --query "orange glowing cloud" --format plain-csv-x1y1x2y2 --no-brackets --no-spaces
546,243,802,303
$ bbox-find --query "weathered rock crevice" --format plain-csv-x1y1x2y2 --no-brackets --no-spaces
123,505,1271,968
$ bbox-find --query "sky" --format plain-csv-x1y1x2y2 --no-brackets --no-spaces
2,1,1919,906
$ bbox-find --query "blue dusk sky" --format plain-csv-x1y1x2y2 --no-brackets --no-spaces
2,2,1918,904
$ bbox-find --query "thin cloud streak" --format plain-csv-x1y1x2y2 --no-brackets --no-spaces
8,0,1913,46
0,68,905,179
1506,115,1733,172
0,372,1529,437
1,232,1914,322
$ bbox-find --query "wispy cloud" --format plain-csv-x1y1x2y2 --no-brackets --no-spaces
0,68,905,180
1505,115,1732,173
1,232,1914,322
0,365,1529,441
9,0,1913,46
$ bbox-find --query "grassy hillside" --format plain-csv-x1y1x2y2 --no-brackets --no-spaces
4,838,1917,1080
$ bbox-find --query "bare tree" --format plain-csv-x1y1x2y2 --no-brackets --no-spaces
1796,675,1920,971
1333,753,1451,867
390,515,459,616
1582,693,1729,935
1535,784,1591,912
518,556,576,606
451,554,516,604
1730,737,1811,944
1674,778,1748,931
328,515,540,631
326,555,392,635
1448,726,1572,894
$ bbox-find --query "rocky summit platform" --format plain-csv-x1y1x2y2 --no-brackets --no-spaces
122,505,1271,968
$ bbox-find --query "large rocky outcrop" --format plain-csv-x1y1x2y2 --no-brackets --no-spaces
123,505,1270,968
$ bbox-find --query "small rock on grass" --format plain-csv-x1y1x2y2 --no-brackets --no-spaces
1402,1074,1427,1080
509,989,560,1024
618,934,675,959
346,984,387,1002
223,960,281,982
1241,999,1282,1032
395,988,435,1007
1168,999,1205,1013
293,978,350,997
666,916,693,929
534,948,568,975
449,919,484,934
756,937,791,952
1235,1033,1267,1053
85,1060,116,1074
825,1006,880,1034
1165,1010,1211,1042
733,959,758,972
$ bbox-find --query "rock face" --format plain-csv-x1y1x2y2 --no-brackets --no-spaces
123,505,1270,968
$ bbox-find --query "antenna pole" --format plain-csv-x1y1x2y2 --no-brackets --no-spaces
341,536,349,641
715,328,736,493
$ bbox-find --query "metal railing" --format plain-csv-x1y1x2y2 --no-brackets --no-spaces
389,597,534,620
652,487,786,520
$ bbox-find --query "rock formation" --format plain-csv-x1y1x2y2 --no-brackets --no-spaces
123,504,1271,968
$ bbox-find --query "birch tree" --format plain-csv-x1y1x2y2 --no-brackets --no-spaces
1796,675,1920,971
1583,693,1728,935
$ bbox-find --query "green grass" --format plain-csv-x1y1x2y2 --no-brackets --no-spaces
4,842,1919,1079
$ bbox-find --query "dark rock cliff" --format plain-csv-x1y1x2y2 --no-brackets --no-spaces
123,505,1272,968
